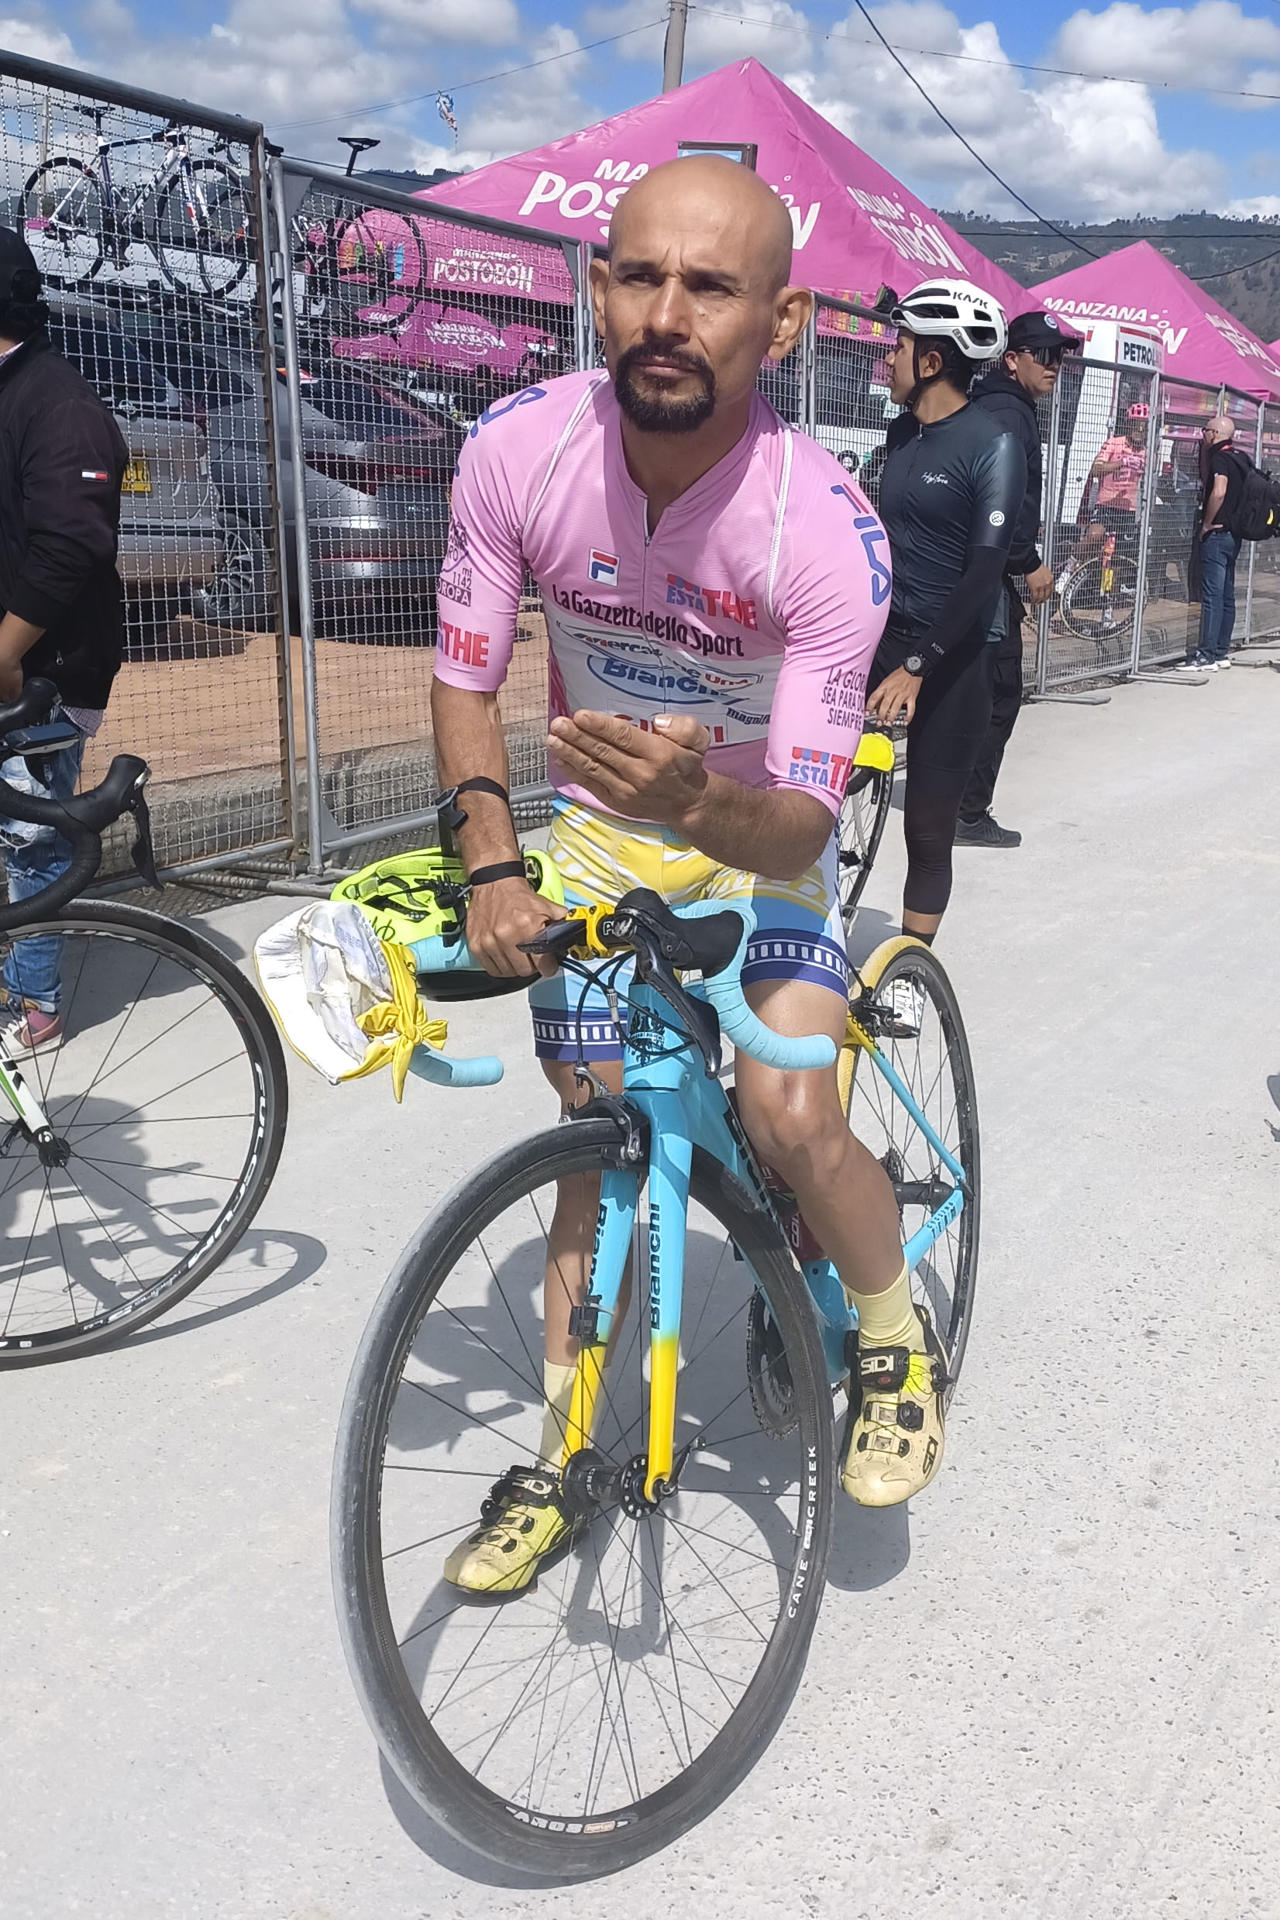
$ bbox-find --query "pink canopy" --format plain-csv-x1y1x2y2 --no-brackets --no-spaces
1033,242,1280,402
424,58,1026,324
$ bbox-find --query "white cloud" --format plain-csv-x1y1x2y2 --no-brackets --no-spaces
408,23,596,171
0,14,75,60
352,0,520,46
585,0,812,67
1053,2,1280,101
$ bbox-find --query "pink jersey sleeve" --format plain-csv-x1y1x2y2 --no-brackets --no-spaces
434,389,551,693
764,459,892,819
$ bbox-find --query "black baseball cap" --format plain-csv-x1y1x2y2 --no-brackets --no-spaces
0,227,42,302
1007,310,1078,354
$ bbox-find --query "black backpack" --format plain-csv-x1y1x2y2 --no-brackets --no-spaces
1226,449,1280,541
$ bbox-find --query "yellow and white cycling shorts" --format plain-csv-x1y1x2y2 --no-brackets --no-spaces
530,798,848,1063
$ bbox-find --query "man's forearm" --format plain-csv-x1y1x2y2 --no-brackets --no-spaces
678,774,831,882
430,677,520,872
1202,478,1228,532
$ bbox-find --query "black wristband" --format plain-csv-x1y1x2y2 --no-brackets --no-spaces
467,861,528,888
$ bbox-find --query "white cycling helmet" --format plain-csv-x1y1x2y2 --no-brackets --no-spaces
891,279,1008,361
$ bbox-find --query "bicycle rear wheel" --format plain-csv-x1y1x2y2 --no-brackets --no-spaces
1060,555,1137,646
837,763,893,931
0,901,287,1365
841,939,980,1386
333,1116,834,1876
22,159,104,287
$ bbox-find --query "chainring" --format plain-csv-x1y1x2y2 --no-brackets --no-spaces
746,1288,798,1439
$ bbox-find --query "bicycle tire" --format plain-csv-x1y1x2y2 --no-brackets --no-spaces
333,1116,834,1877
154,160,252,300
1060,556,1138,643
837,763,893,930
22,158,105,287
0,900,287,1366
842,938,980,1387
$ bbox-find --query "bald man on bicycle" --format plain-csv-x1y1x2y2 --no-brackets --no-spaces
431,157,953,1593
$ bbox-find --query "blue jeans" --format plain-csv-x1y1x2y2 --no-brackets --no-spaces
1197,529,1242,663
3,736,86,1012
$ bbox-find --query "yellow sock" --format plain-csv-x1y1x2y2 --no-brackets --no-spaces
538,1361,577,1470
846,1261,919,1351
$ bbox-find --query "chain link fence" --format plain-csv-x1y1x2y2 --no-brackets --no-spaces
0,49,292,876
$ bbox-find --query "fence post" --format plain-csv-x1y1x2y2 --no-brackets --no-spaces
270,154,326,876
250,134,297,860
571,239,596,371
798,304,817,437
1033,366,1065,696
1127,369,1161,678
1244,402,1263,641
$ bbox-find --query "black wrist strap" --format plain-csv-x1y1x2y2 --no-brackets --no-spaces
436,777,511,856
468,860,527,888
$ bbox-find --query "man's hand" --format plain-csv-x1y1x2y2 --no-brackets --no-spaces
865,666,922,727
1025,563,1055,608
547,711,710,827
465,876,566,979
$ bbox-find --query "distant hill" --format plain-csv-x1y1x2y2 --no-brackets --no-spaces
940,212,1280,344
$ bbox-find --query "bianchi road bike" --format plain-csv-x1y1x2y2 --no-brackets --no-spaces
332,885,979,1873
22,107,253,301
0,679,287,1365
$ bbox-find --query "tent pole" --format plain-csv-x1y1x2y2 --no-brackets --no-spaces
663,0,688,90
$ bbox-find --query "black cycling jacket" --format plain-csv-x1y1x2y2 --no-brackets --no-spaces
970,367,1044,577
879,403,1026,672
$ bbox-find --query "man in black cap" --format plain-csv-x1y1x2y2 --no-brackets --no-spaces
955,309,1077,848
0,227,126,1052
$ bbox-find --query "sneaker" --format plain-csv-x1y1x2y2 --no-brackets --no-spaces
1214,656,1232,670
841,1309,948,1509
884,975,926,1037
0,1004,62,1056
954,812,1022,849
1176,654,1208,673
443,1465,579,1595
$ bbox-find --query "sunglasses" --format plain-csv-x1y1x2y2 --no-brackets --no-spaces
1016,345,1071,368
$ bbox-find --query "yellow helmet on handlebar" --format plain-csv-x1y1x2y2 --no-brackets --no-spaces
330,845,564,949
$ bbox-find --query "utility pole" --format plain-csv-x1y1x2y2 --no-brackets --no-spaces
663,0,688,91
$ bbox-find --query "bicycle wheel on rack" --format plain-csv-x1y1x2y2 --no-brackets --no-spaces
333,1115,834,1877
840,938,980,1388
154,160,252,299
837,762,893,931
1060,555,1138,645
0,900,287,1366
22,159,105,287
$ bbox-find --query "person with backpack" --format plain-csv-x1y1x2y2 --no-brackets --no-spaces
1180,415,1245,672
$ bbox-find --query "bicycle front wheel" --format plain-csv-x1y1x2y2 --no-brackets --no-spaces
22,159,104,286
333,1117,834,1876
1060,555,1137,645
837,763,893,930
842,938,980,1387
154,160,252,298
0,901,287,1365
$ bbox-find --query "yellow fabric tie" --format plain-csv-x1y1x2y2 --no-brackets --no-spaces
353,937,449,1102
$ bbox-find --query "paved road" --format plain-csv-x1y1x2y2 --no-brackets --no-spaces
4,659,1279,1919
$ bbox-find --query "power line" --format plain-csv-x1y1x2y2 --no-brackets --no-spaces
844,0,1102,257
690,4,1280,105
958,228,1280,240
273,18,666,132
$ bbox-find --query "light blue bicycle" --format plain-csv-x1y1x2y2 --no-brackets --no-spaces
332,887,979,1875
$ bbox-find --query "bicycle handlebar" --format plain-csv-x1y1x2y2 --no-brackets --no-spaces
0,679,158,926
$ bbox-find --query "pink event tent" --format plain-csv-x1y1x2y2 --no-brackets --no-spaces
1033,241,1280,402
423,58,1026,323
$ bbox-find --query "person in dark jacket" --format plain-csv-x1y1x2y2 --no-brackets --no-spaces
955,310,1077,849
0,227,126,1052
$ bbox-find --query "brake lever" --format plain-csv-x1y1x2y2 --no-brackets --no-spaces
128,785,161,890
629,928,722,1078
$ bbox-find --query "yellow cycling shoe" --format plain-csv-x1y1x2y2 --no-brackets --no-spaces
443,1466,579,1595
841,1310,948,1509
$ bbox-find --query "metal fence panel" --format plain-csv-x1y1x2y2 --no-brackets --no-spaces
274,161,575,861
1245,400,1280,642
0,51,291,874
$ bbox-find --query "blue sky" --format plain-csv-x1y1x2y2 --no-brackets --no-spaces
7,0,1280,217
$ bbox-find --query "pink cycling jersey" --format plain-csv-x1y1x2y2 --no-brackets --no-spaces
434,369,891,820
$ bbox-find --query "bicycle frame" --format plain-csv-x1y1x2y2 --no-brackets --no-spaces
89,128,217,258
564,966,968,1504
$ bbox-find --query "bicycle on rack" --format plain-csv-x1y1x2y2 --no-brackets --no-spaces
836,721,897,931
332,884,978,1874
1059,515,1141,649
0,680,287,1366
22,107,253,301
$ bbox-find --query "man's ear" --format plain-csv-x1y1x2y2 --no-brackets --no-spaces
767,285,814,362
